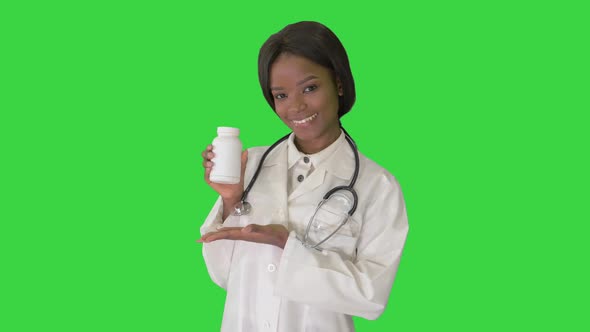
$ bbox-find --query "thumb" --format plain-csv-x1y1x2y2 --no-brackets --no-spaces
242,224,259,233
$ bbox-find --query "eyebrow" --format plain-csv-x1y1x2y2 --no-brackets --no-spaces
271,75,319,91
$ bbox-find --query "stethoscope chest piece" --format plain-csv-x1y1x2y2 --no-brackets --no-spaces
233,200,252,216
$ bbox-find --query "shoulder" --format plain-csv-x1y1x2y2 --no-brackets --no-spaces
245,138,288,164
246,146,269,156
355,151,407,223
357,150,402,192
245,146,271,164
242,145,273,181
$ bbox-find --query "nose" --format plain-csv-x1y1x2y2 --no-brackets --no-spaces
288,94,307,113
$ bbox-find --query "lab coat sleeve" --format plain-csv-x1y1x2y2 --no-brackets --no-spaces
199,147,264,290
200,196,236,290
274,174,409,319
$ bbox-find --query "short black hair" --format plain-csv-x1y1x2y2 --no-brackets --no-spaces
258,21,356,118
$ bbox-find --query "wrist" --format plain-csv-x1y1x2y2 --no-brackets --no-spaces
221,196,241,221
276,230,289,249
221,195,241,206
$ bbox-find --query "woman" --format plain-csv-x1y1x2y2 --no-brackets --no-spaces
199,21,409,332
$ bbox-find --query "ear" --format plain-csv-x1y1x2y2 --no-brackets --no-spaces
336,77,344,96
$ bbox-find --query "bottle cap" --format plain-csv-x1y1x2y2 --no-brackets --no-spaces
217,127,240,135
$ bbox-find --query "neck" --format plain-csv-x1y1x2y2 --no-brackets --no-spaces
294,128,341,154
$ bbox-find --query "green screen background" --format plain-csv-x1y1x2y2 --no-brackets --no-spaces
1,1,588,331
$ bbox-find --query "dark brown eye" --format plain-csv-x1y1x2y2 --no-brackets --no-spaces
304,85,317,93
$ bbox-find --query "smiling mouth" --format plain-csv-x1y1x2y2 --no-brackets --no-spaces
292,113,318,125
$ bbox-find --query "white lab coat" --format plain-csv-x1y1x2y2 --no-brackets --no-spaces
200,135,409,332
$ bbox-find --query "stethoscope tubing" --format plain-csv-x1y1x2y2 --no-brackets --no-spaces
239,130,359,214
239,133,290,204
234,129,361,249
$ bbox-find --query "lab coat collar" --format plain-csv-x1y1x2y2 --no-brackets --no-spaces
287,132,355,201
317,132,356,180
258,132,355,202
262,132,355,178
286,131,346,171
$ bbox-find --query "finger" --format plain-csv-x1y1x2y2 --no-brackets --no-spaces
203,228,244,242
241,149,248,163
241,150,248,166
201,227,244,241
197,232,211,242
204,166,211,183
199,231,219,242
240,150,248,176
202,150,214,160
202,160,214,168
200,231,225,242
216,227,244,231
201,144,213,159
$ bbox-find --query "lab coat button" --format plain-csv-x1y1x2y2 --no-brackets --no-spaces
303,156,310,163
267,263,276,272
297,174,304,182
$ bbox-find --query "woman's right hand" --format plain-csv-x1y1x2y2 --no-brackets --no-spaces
202,145,248,218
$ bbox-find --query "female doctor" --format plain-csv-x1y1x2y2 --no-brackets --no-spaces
198,21,409,332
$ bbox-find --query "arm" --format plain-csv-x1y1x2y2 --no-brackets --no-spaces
200,197,236,289
198,146,251,289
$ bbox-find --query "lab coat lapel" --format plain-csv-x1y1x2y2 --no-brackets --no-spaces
288,168,326,202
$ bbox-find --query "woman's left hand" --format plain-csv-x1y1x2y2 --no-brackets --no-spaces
198,224,290,249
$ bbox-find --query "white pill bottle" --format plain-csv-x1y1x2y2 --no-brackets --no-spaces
210,127,242,184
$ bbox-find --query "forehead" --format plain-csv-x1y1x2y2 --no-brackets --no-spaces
270,53,332,83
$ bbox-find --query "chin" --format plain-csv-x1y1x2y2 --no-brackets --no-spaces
293,130,322,142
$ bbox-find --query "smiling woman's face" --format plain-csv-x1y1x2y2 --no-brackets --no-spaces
269,53,343,154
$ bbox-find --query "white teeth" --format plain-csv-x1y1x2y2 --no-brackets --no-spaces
292,113,318,125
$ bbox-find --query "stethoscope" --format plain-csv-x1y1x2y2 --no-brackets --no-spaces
233,129,360,249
